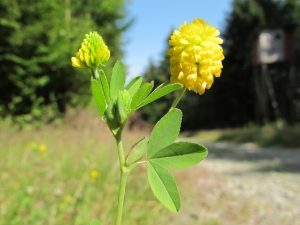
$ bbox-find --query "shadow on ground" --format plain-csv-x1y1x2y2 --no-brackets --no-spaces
179,137,300,174
205,142,300,174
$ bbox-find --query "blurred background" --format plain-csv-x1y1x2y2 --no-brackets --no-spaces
1,0,300,129
1,0,300,224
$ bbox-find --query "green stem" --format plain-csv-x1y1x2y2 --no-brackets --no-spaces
115,131,127,225
116,132,125,166
92,69,98,79
170,87,187,110
115,171,128,225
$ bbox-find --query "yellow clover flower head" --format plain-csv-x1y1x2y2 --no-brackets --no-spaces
38,144,46,153
71,31,110,70
64,195,72,203
90,169,99,182
168,19,225,94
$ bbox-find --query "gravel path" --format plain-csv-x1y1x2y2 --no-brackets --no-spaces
179,139,300,225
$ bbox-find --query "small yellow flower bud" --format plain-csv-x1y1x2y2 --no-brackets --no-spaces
71,31,110,70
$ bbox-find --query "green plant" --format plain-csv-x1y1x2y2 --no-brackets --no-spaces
72,17,224,224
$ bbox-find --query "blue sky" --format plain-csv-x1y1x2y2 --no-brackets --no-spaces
123,0,233,79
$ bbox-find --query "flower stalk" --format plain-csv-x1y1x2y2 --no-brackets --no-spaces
170,87,187,110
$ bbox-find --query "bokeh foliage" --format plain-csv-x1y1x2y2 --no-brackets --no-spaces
0,0,130,125
141,0,300,129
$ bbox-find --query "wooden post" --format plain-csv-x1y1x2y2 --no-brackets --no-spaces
253,65,268,123
261,64,281,120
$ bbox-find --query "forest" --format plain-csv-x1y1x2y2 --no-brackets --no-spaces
1,0,300,129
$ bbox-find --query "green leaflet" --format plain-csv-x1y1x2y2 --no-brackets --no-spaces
137,83,182,109
91,78,106,117
110,61,126,101
105,101,119,133
131,82,154,110
118,90,131,115
148,108,182,158
147,161,180,212
149,142,208,169
125,76,142,97
146,109,209,212
99,69,110,103
116,93,127,124
125,136,148,166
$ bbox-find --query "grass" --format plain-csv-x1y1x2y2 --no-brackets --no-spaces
181,120,300,149
2,108,299,225
0,108,224,225
1,109,152,225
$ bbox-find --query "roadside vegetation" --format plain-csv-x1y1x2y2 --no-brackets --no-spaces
181,120,300,150
1,108,300,224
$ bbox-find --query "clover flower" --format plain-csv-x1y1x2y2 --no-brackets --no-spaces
64,195,72,203
38,144,46,153
71,31,110,70
90,169,99,182
168,19,224,94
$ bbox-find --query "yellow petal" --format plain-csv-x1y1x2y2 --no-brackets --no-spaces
71,57,87,68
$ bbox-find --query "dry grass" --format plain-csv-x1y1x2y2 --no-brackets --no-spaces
2,108,298,225
0,108,215,225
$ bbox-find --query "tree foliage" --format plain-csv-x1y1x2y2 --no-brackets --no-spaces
141,58,175,124
141,0,300,129
217,0,300,126
0,0,130,125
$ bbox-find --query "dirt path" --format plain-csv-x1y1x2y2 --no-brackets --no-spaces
178,139,300,225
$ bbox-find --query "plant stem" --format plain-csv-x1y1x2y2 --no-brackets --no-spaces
170,87,187,110
116,132,125,166
115,131,127,225
92,69,98,79
115,171,128,225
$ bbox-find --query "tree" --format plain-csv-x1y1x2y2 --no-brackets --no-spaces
213,0,300,126
0,0,131,125
140,0,300,129
141,35,180,124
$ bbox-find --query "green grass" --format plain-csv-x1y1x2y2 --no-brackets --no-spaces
0,109,156,225
181,120,300,149
0,109,223,225
4,109,298,225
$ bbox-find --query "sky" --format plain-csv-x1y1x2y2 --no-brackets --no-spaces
123,0,233,80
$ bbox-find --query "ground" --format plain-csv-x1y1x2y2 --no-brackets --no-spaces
174,140,300,225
